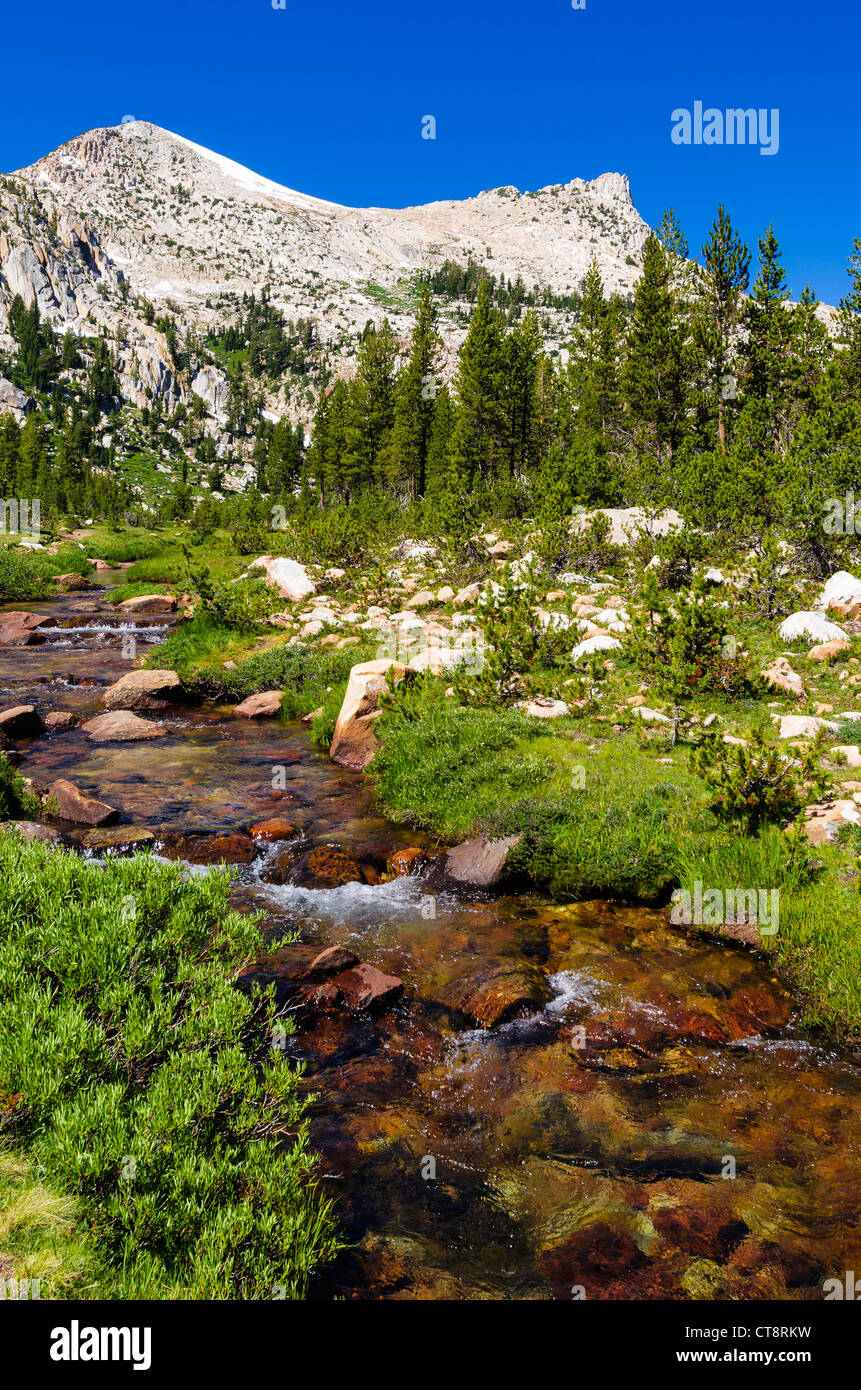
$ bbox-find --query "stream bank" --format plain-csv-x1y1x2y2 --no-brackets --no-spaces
2,579,861,1301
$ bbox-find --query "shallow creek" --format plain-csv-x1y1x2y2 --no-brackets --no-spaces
3,580,861,1300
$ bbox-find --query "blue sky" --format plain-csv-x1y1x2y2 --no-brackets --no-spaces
2,0,858,303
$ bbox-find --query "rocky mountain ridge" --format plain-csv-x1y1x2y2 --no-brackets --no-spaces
0,121,651,435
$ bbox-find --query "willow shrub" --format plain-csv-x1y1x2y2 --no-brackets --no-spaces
0,834,339,1299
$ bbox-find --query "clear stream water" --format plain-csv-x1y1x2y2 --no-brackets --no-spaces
3,579,861,1301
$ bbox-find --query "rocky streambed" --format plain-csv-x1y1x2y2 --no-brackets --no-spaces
2,580,861,1300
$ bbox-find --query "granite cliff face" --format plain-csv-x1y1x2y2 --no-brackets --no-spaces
0,121,651,430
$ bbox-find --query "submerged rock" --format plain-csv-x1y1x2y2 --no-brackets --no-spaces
330,963,404,1014
539,1221,681,1300
435,958,551,1028
83,826,155,852
249,816,300,841
82,711,166,742
163,831,257,865
291,844,365,889
386,847,427,877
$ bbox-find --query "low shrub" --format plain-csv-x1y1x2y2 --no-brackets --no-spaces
0,835,340,1299
0,754,40,821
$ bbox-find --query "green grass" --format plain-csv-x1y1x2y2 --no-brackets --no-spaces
84,533,169,564
371,682,711,898
142,614,270,683
125,553,186,584
0,1150,97,1298
370,677,861,1034
148,615,373,714
675,827,861,1036
370,692,552,841
0,544,94,603
0,833,340,1299
105,581,174,606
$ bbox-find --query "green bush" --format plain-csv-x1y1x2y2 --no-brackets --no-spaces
0,754,40,821
690,726,831,831
190,565,276,630
0,835,339,1299
0,547,56,602
626,571,760,741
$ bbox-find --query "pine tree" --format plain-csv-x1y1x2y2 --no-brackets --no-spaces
501,310,542,477
267,417,302,496
787,285,831,419
657,208,694,298
0,414,21,495
423,383,453,501
628,571,730,745
391,283,442,497
306,381,349,503
567,258,623,445
341,319,397,497
623,231,687,468
745,226,791,442
695,206,750,451
838,237,861,398
447,279,507,488
15,416,46,497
